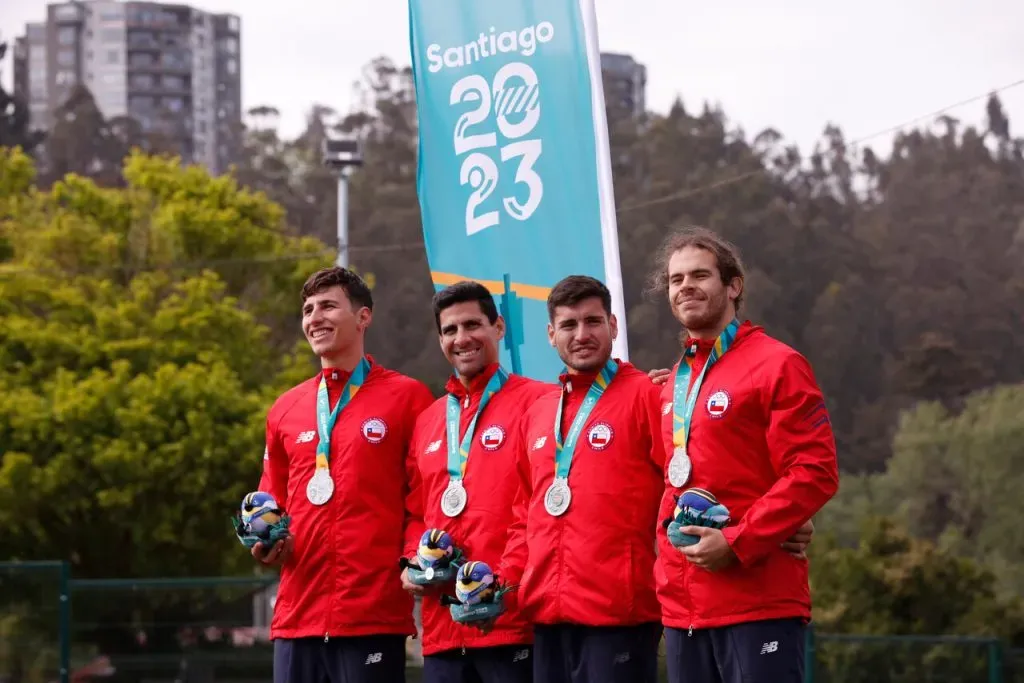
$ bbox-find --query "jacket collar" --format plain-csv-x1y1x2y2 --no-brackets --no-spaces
683,320,755,358
445,362,501,402
558,358,622,393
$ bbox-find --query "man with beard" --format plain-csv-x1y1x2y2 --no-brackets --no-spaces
254,266,435,683
402,281,554,683
650,227,839,683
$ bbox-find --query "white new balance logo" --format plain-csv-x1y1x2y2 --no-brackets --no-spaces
364,652,382,664
760,641,778,654
512,648,529,663
533,436,547,450
296,430,316,444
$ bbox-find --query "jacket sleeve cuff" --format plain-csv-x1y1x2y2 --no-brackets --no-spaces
721,524,770,567
403,525,424,561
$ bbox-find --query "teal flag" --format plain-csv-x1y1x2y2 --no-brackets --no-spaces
408,0,628,379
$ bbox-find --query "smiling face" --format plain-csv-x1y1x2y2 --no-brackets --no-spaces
301,285,371,365
438,301,505,381
548,296,617,374
667,246,742,338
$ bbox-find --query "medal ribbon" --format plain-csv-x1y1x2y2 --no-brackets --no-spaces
315,357,371,469
672,318,740,450
553,358,619,479
445,366,510,481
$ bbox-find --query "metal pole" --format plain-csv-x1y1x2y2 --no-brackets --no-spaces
987,639,1004,683
803,624,816,683
336,171,349,268
58,560,70,683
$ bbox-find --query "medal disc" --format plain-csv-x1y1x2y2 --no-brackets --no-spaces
667,447,691,488
306,468,334,505
441,480,468,517
544,478,572,517
425,567,435,581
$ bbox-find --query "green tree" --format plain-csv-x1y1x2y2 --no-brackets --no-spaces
0,144,339,669
820,383,1024,598
0,146,331,579
809,517,1024,682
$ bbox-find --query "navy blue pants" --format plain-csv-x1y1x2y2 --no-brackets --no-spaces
273,635,406,683
665,619,806,683
423,644,533,683
532,622,662,683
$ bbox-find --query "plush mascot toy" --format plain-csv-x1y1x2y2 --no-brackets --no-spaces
232,491,291,555
664,488,731,548
441,560,513,624
399,528,466,585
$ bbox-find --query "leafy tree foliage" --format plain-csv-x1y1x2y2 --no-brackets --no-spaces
0,147,331,581
819,383,1024,599
808,517,1024,682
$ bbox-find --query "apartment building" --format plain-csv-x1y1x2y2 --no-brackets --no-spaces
601,51,647,120
12,1,241,174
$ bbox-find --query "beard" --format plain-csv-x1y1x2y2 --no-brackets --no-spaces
561,343,610,373
675,292,729,335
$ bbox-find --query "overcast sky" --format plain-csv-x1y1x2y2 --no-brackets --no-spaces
4,0,1024,158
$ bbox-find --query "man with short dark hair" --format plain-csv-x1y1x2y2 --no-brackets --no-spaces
649,227,839,683
403,280,554,683
497,274,666,683
255,266,434,683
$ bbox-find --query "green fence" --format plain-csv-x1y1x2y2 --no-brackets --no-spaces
1,561,1021,683
0,561,69,683
808,631,1022,683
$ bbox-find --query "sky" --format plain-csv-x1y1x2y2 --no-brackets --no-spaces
3,0,1024,159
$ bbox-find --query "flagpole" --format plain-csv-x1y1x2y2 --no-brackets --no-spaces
501,273,523,376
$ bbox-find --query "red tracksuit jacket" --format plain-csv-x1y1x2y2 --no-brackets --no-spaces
500,360,665,626
407,365,555,656
258,357,434,640
655,322,840,631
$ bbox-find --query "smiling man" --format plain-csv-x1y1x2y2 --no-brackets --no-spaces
402,281,554,683
649,227,840,683
255,266,434,683
496,275,666,683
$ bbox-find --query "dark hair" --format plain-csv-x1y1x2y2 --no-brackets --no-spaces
301,266,374,311
431,281,499,333
547,275,612,321
647,226,746,311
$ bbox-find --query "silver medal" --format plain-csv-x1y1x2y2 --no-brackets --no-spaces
544,478,572,517
425,567,435,581
441,480,468,517
306,468,335,505
667,446,691,488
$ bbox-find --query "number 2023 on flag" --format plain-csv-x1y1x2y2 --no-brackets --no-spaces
450,61,545,236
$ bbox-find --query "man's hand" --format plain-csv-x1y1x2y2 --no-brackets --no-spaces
679,526,738,572
252,535,294,567
781,519,814,559
648,368,672,386
401,567,426,596
468,617,496,634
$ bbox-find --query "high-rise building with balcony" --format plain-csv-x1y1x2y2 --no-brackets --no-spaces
12,1,241,174
600,52,647,120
